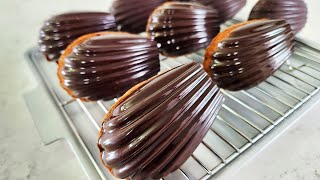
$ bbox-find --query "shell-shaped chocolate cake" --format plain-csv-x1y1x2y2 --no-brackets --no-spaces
98,62,224,180
189,0,247,22
249,0,308,34
203,19,295,91
57,32,160,101
146,2,221,57
110,0,167,33
39,12,116,61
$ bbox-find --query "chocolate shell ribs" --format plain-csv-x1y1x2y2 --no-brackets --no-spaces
146,2,221,57
249,0,308,34
98,62,224,180
39,12,116,61
204,20,295,91
111,0,167,33
58,32,160,101
190,0,246,22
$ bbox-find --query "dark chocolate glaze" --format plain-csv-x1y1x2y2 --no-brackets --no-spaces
205,20,295,91
39,12,116,61
98,62,224,180
59,33,160,101
110,0,167,33
146,2,221,57
249,0,308,34
189,0,246,22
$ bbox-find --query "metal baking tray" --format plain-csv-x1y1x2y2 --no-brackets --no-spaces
24,26,320,180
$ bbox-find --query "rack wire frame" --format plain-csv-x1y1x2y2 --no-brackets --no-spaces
27,38,320,180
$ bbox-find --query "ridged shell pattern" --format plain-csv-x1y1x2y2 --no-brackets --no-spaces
146,2,221,57
205,20,295,91
98,62,224,180
110,0,167,33
249,0,308,34
39,12,116,61
189,0,247,22
58,32,160,101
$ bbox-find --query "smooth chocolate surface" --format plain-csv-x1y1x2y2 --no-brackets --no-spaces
146,2,221,57
39,12,116,61
98,62,224,180
58,33,160,101
249,0,308,34
204,20,295,91
189,0,246,22
111,0,166,33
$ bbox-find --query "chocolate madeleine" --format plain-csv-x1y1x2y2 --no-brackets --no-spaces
189,0,246,22
110,0,167,33
204,20,295,91
146,2,221,57
58,32,160,101
98,62,224,180
249,0,308,34
39,12,116,61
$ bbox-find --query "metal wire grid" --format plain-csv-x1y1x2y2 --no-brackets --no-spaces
27,40,320,180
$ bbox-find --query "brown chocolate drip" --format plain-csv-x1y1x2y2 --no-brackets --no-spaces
111,0,167,33
59,33,160,101
39,12,116,61
249,0,308,34
98,62,224,180
146,2,221,57
206,20,295,91
189,0,246,22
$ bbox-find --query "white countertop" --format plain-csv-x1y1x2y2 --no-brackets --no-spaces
1,0,319,180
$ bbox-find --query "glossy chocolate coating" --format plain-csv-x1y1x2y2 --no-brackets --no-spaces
189,0,246,22
249,0,308,34
39,12,116,61
58,33,160,101
110,0,166,33
146,2,221,57
98,62,224,180
204,20,295,91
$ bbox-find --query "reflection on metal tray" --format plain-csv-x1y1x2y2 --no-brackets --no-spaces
26,40,320,180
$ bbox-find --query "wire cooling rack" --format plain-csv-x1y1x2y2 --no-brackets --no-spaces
26,40,320,180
